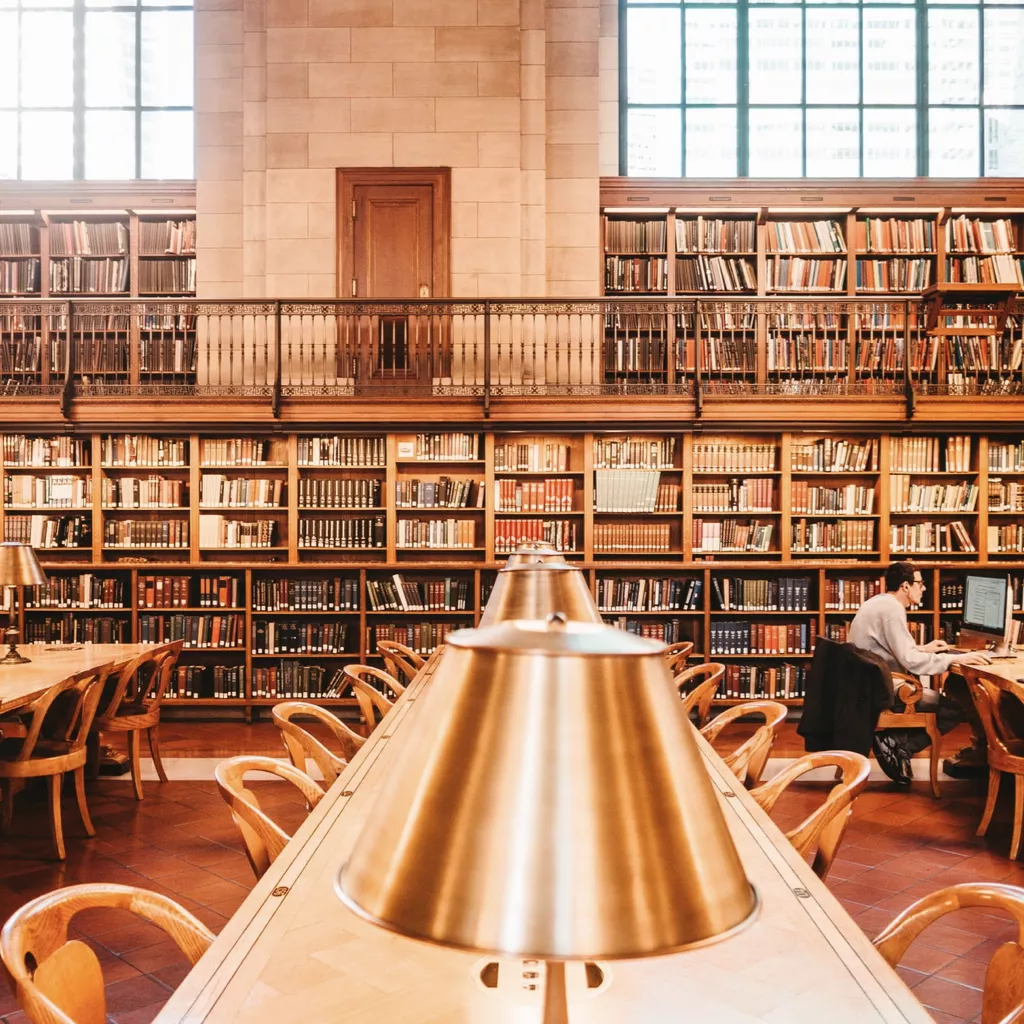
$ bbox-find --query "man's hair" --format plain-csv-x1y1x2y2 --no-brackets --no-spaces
885,562,918,592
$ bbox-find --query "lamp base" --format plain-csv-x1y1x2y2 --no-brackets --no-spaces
0,620,27,664
0,647,29,665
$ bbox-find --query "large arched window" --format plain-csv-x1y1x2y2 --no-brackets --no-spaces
621,0,1024,176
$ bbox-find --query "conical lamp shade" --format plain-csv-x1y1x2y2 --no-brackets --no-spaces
0,543,47,587
337,617,758,961
503,540,569,569
480,563,601,626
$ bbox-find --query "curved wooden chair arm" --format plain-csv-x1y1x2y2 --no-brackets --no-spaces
343,665,401,732
750,750,871,879
701,700,788,787
141,640,184,709
272,701,365,786
215,755,324,879
873,882,1024,1024
0,882,213,1024
675,662,725,728
663,641,694,676
892,671,923,711
376,640,425,685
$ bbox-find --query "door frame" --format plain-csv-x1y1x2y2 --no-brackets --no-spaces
336,167,452,299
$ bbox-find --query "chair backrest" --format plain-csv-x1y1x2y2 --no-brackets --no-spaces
342,665,402,732
750,750,870,880
272,701,365,786
0,882,213,1024
967,674,1024,763
674,662,725,728
873,882,1024,1024
96,640,183,722
215,755,324,879
663,641,694,676
376,640,425,685
701,700,788,786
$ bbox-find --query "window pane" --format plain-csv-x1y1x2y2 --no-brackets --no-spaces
142,0,192,7
749,108,803,176
928,10,978,104
686,8,736,104
0,113,16,178
863,108,916,175
21,12,73,108
806,9,860,104
85,12,136,107
749,9,803,103
21,111,73,177
985,12,1024,105
0,13,18,104
627,8,680,106
862,10,916,104
85,110,136,179
985,109,1024,175
141,110,195,178
686,107,737,176
806,108,860,175
141,11,194,107
626,108,681,176
22,0,72,8
929,108,979,175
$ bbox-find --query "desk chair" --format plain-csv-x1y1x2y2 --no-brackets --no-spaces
342,665,403,735
272,701,365,787
874,882,1024,1024
674,662,725,728
376,640,425,685
876,670,942,798
663,640,694,676
701,700,788,787
0,882,213,1024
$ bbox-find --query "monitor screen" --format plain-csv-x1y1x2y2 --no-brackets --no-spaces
963,573,1010,636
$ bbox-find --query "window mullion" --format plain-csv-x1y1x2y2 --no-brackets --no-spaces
73,0,85,179
738,0,749,177
916,0,928,176
135,1,142,178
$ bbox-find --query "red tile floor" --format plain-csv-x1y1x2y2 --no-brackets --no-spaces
0,720,1022,1024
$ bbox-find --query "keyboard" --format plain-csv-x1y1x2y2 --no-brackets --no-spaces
945,647,969,655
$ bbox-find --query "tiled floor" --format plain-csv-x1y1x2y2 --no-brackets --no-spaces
0,721,1021,1024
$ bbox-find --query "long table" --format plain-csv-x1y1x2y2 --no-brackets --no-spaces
157,652,932,1024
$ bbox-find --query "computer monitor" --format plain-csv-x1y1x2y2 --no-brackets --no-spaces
960,572,1014,656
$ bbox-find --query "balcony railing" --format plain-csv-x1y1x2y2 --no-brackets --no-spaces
1,296,1021,414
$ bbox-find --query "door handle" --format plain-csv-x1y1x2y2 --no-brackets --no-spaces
419,284,430,298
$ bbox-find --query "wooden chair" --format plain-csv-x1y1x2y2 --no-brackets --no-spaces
876,670,942,798
272,701,365,787
873,882,1024,1024
90,639,183,801
342,665,404,735
674,662,725,729
750,750,871,880
215,755,324,880
663,640,694,676
701,700,788,787
967,673,1024,859
0,881,213,1024
376,640,425,685
0,666,112,860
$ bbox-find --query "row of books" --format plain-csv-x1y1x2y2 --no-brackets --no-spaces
200,475,284,508
603,337,668,376
791,482,875,516
594,471,678,513
199,439,274,467
494,519,578,554
944,336,1024,375
825,577,881,610
675,255,756,292
766,220,845,254
138,259,195,294
253,577,360,611
26,574,127,609
0,336,42,374
594,436,676,470
990,480,1024,512
102,435,187,467
890,521,976,553
766,335,848,375
396,518,476,549
0,223,37,254
104,520,188,549
791,519,876,553
49,221,128,256
297,517,385,549
198,516,275,549
946,255,1024,285
6,515,90,548
50,258,128,294
252,620,349,655
366,575,471,612
722,663,807,700
103,477,185,509
253,663,335,700
692,519,774,553
298,435,385,467
604,256,668,292
396,478,483,509
0,259,40,294
711,576,812,612
138,574,243,609
298,478,381,509
4,475,91,509
710,621,812,655
603,219,667,254
168,665,243,701
890,478,978,513
890,435,972,473
861,217,936,254
370,622,460,655
946,215,1018,254
401,433,480,461
766,257,847,292
139,220,196,256
595,522,672,554
690,479,772,513
3,436,89,467
139,613,245,648
596,576,703,612
675,217,755,254
71,337,129,374
605,618,692,643
855,258,932,293
495,479,576,513
494,442,572,473
988,526,1024,554
990,442,1024,472
24,616,127,644
692,443,776,473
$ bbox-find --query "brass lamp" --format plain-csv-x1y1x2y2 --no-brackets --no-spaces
336,615,758,1023
503,539,569,569
0,542,46,665
480,562,600,626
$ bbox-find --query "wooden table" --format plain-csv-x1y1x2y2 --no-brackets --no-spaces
157,657,932,1024
0,643,166,715
955,652,1024,694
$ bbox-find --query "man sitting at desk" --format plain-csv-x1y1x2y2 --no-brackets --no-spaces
848,562,989,786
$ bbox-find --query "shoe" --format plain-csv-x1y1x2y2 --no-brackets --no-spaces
873,732,913,786
943,749,988,778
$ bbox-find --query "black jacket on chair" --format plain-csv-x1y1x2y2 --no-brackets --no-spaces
798,637,895,755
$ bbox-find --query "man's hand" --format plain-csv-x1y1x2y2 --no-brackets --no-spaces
918,639,950,654
954,652,991,667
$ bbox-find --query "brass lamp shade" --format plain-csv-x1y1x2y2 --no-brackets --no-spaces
0,543,47,587
480,563,601,626
337,617,758,961
503,540,569,569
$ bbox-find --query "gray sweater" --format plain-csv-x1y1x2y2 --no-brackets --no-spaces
846,592,954,677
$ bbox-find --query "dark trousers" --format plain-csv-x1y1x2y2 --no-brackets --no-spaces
887,676,967,755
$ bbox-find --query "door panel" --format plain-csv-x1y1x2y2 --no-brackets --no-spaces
353,184,433,299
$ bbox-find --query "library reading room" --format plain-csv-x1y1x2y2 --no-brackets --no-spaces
4,2,1024,1023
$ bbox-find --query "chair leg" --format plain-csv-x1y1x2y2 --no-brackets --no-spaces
127,729,144,801
928,726,940,799
1012,775,1024,861
147,726,168,784
73,766,95,837
47,774,66,861
86,731,101,779
978,768,1001,837
0,778,13,833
